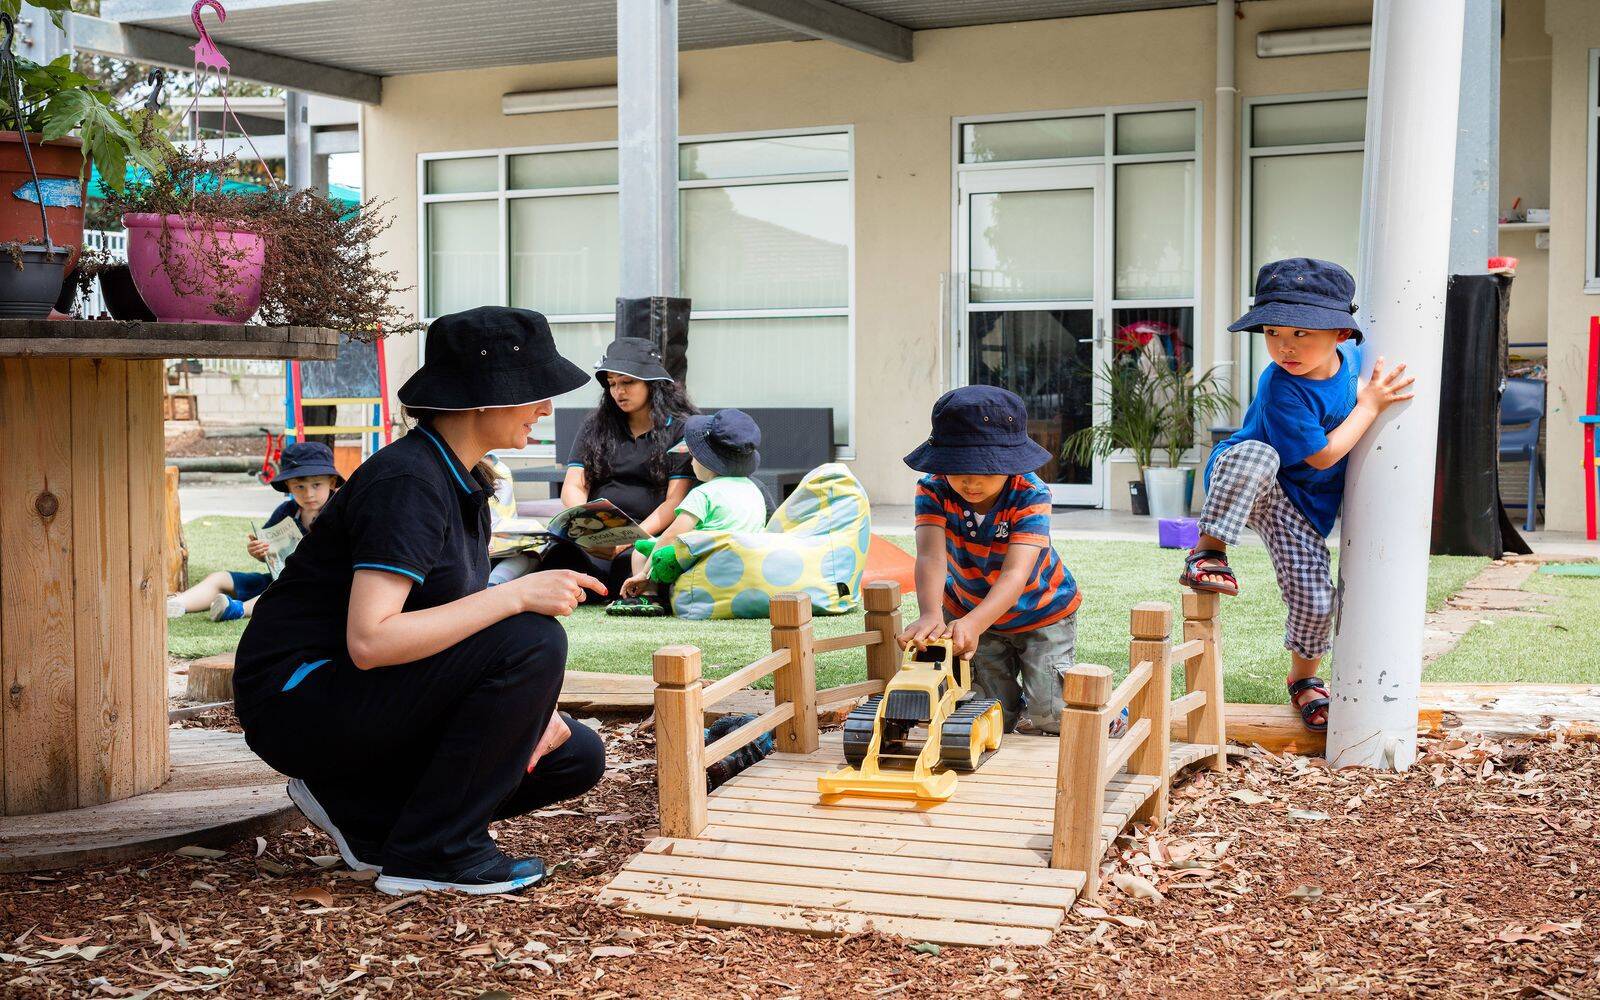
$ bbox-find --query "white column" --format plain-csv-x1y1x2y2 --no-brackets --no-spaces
284,91,312,191
1448,0,1501,273
1327,0,1466,771
617,0,678,298
1213,0,1238,398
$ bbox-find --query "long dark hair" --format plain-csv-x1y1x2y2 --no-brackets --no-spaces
574,378,698,487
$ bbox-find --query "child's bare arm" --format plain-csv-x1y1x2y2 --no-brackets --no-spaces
1303,355,1415,470
900,524,950,647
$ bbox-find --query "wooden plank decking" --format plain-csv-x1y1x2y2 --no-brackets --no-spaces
600,733,1218,947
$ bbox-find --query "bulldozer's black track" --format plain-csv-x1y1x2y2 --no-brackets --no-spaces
841,695,882,767
938,697,1001,772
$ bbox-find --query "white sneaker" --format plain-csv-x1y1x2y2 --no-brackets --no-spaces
166,596,186,619
286,778,382,873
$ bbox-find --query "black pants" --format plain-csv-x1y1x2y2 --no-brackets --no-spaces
238,612,605,872
537,539,632,606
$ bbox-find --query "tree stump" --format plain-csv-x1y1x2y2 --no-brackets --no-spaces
185,653,235,703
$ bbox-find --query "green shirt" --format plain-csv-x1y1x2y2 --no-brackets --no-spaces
676,476,767,532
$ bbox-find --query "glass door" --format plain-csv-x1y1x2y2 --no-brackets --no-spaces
957,165,1105,505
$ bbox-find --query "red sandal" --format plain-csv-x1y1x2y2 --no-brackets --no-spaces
1179,548,1239,596
1287,677,1331,732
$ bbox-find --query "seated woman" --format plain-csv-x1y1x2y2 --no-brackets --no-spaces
493,338,698,601
233,307,607,896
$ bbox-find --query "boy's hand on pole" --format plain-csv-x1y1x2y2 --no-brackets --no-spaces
1359,355,1417,413
897,613,949,650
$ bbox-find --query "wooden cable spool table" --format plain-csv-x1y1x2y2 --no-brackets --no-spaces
0,321,336,869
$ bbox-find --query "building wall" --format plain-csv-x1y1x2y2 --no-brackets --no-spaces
375,0,1600,517
1542,0,1600,532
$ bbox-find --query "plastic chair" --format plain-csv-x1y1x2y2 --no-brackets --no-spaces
1499,377,1545,531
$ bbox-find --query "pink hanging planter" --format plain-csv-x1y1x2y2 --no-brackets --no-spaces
123,212,265,324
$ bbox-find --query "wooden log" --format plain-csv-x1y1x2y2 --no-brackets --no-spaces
652,646,707,839
185,654,236,703
1203,703,1446,755
1181,589,1227,772
863,581,903,687
769,594,819,755
1051,664,1112,896
1128,602,1172,825
163,465,187,593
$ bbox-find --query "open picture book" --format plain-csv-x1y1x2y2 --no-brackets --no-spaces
490,498,649,558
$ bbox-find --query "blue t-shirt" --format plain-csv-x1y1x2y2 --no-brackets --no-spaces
262,497,303,531
1205,342,1361,537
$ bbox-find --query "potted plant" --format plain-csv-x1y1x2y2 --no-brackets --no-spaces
0,6,162,255
1061,338,1234,519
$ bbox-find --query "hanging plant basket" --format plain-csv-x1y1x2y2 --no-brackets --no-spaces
123,212,265,324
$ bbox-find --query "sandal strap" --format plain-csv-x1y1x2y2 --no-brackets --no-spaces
1185,548,1236,579
1287,676,1329,697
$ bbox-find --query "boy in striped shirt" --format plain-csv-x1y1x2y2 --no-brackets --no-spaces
901,386,1081,735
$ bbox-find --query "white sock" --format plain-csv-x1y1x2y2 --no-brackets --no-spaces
488,553,533,587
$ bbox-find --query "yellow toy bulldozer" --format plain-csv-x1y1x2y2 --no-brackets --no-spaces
817,639,1003,802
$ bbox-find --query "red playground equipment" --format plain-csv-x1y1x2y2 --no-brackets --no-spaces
1582,316,1599,541
259,336,392,485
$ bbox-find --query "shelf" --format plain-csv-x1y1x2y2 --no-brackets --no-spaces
1498,221,1549,231
0,320,339,360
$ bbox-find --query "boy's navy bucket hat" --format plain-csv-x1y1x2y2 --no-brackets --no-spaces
594,337,673,387
398,306,590,410
1228,257,1365,342
676,408,762,477
271,441,344,492
903,385,1053,475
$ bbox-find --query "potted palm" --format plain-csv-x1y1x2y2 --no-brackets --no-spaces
1061,340,1234,519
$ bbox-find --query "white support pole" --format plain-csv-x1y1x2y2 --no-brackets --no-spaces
617,0,678,299
1327,0,1466,772
1213,0,1238,400
1449,0,1501,274
284,91,312,192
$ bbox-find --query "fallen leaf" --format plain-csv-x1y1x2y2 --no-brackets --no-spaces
175,845,226,860
36,935,89,947
1229,789,1271,805
590,946,636,959
255,837,267,858
1111,872,1165,902
1288,809,1331,821
289,887,335,908
307,855,341,868
1288,885,1324,900
909,941,941,956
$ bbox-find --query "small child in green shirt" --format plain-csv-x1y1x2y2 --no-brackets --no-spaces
613,409,767,611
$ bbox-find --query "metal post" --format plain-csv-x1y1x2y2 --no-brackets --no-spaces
1327,0,1467,772
1449,0,1501,273
1213,0,1238,401
617,0,678,298
284,90,312,190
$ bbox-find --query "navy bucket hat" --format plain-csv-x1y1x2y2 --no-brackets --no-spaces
1228,257,1365,343
270,442,344,492
903,385,1052,475
676,408,762,477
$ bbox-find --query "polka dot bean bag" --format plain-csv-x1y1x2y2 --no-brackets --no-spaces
668,463,871,620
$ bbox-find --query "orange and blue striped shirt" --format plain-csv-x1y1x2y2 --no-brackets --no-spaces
913,474,1080,634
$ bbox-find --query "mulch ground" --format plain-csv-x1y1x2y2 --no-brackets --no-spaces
2,720,1596,999
165,429,265,459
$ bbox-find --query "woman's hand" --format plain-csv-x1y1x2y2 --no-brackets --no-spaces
505,570,607,617
527,711,573,773
246,534,270,562
898,613,949,650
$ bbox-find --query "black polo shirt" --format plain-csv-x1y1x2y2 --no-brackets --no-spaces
234,424,492,697
567,415,694,523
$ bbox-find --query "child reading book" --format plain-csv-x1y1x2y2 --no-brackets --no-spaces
166,442,343,622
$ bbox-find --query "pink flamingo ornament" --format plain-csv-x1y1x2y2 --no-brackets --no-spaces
190,0,230,75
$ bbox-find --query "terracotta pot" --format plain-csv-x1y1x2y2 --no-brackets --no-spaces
0,133,85,256
123,212,265,324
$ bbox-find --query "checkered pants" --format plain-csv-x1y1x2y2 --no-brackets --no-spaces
1199,440,1335,659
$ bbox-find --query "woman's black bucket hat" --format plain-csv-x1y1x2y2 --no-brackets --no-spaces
397,306,590,410
1228,257,1365,342
594,337,673,388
